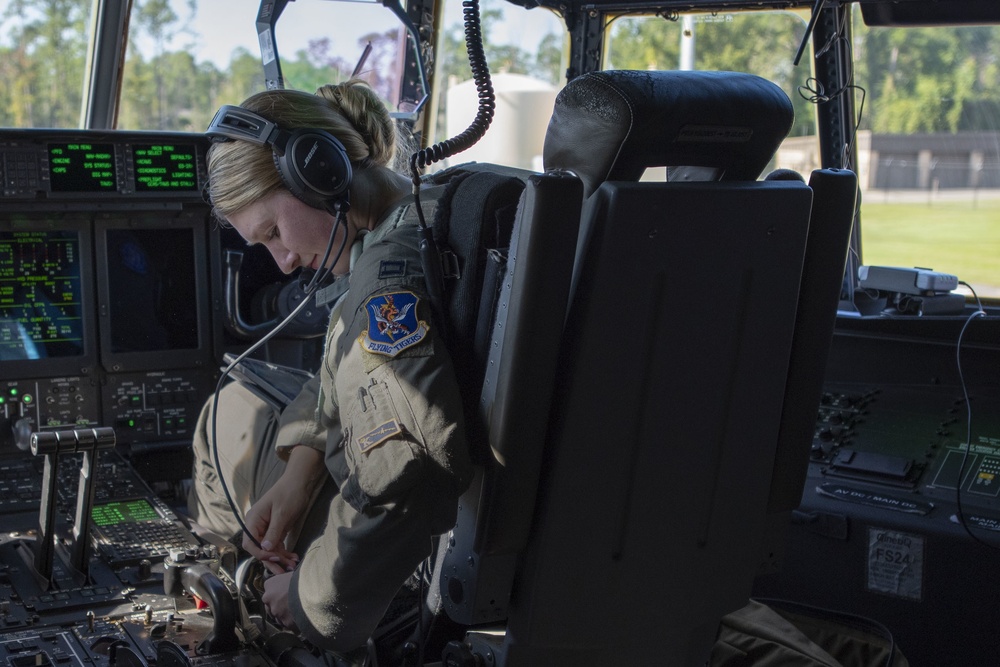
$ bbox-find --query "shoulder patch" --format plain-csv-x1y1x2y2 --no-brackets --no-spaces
358,291,430,357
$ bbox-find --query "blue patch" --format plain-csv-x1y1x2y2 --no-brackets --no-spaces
359,291,429,357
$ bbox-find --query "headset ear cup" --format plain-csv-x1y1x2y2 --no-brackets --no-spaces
272,151,313,207
273,130,353,210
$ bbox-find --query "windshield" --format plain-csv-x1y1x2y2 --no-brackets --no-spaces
603,9,1000,299
850,13,1000,299
0,0,406,131
0,1,94,128
606,11,816,140
3,1,998,298
121,0,406,132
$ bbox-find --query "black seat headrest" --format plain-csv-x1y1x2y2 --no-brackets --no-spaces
542,70,795,197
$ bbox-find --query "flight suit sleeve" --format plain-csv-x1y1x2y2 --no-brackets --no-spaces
288,482,439,652
273,373,327,457
288,282,472,652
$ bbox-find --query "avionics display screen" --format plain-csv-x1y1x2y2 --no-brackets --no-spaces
92,498,160,526
132,144,198,192
0,230,85,361
48,143,117,192
105,227,199,353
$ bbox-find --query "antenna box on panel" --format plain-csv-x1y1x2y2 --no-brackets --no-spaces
858,265,959,295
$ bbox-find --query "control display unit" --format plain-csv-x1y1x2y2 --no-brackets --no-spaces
92,497,162,526
48,142,117,193
132,143,198,192
1,130,207,199
91,497,202,566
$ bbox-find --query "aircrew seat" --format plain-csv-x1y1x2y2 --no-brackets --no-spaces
433,69,856,666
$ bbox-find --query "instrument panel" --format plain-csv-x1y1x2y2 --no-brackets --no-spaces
0,129,318,667
1,130,217,476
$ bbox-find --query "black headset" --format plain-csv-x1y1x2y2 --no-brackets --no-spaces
206,104,352,212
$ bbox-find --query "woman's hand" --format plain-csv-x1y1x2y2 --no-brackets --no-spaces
243,445,325,574
262,572,298,631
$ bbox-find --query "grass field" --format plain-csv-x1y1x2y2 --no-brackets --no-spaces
859,195,1000,298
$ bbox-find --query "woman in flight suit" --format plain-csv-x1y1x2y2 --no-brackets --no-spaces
187,78,471,656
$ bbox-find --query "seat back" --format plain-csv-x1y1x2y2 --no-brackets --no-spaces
426,163,533,453
760,167,858,573
435,70,854,666
439,170,583,627
496,179,812,665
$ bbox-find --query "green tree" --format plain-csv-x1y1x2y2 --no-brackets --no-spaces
213,47,266,107
438,3,561,83
854,20,1000,133
120,54,157,129
0,0,90,127
433,0,563,140
129,0,201,129
535,31,565,84
120,0,254,131
605,14,680,72
606,12,816,137
280,39,345,93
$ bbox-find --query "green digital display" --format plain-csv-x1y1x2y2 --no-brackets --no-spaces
132,144,198,192
92,499,160,526
0,230,85,361
48,143,117,192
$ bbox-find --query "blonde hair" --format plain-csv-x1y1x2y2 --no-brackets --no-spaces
206,79,397,220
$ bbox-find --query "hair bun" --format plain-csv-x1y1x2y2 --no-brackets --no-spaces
317,80,395,167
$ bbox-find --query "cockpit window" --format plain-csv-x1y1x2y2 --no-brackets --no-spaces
604,9,817,190
118,1,403,132
851,12,1000,299
605,11,816,140
604,9,1000,299
0,0,95,129
430,0,567,172
0,0,411,131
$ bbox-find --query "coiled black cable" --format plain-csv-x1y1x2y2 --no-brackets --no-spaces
409,0,495,177
407,0,495,320
398,3,494,661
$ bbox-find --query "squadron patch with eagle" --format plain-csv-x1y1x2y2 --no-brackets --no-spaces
358,291,430,358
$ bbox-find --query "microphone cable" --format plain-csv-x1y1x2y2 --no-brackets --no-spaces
210,203,349,551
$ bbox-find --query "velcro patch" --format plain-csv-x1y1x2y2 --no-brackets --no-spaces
358,291,429,357
378,259,407,279
356,419,403,453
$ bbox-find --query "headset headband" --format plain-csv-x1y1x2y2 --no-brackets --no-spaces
206,105,290,154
